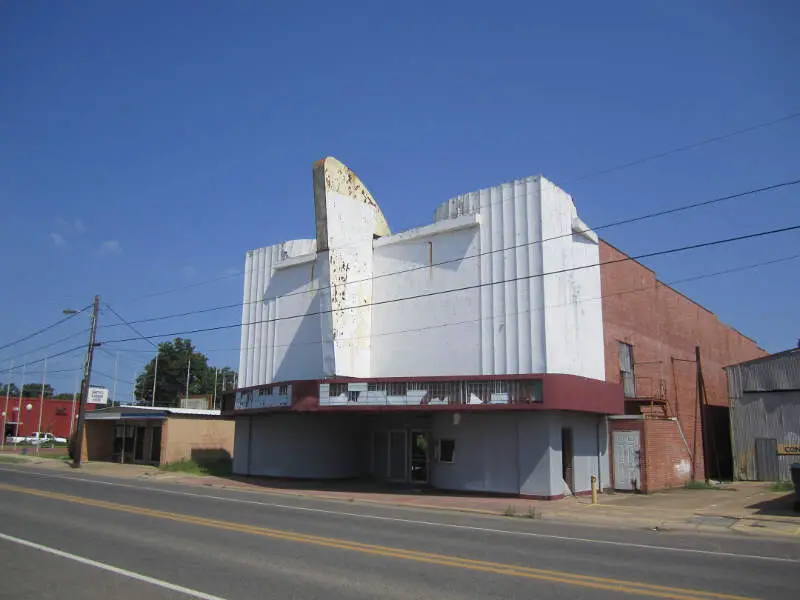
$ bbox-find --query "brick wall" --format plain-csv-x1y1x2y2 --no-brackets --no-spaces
600,240,765,487
609,418,693,493
162,416,234,465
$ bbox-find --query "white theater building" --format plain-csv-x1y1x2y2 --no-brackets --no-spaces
231,157,622,499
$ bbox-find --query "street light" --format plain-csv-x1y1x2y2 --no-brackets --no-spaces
62,309,79,315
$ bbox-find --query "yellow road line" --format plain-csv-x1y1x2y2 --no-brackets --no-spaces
0,483,756,600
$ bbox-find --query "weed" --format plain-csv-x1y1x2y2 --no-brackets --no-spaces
526,505,538,519
770,481,794,493
503,504,517,517
160,458,232,476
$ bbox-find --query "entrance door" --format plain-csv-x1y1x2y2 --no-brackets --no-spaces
151,426,162,465
410,431,428,483
134,426,146,462
388,430,407,481
613,431,641,491
561,428,574,492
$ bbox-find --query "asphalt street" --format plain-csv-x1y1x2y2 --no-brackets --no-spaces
0,465,798,600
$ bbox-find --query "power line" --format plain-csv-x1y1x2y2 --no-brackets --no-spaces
0,304,90,353
197,252,800,360
104,111,800,309
92,369,136,386
103,303,159,349
99,223,800,345
0,328,90,366
4,345,88,372
569,111,800,183
97,176,800,331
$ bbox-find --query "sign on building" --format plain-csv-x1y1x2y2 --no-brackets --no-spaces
88,386,109,405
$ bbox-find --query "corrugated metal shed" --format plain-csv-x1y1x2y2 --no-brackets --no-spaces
726,348,800,482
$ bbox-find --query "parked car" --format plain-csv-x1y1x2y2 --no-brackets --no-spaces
28,432,68,445
5,432,67,446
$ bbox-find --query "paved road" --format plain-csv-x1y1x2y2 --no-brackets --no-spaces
0,465,798,600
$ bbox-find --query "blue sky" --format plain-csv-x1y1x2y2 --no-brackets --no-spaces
1,1,798,398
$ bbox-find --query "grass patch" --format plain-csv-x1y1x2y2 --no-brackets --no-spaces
503,504,517,517
0,456,26,464
160,458,232,476
771,481,794,493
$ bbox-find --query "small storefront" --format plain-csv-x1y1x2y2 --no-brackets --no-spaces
83,406,234,467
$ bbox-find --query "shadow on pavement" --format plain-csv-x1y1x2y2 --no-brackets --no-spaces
746,492,799,517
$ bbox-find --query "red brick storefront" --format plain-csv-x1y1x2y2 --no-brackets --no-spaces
601,241,765,491
1,397,95,440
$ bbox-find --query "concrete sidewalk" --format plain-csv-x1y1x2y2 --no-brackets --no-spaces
3,454,798,539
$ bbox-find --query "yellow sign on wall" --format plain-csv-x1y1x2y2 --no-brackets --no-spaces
777,444,800,455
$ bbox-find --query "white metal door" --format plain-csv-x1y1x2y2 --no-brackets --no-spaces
613,431,641,491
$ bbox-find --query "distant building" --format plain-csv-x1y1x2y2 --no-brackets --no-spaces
2,396,94,441
227,157,763,497
725,349,800,482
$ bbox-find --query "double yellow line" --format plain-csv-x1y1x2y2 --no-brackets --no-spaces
0,482,753,600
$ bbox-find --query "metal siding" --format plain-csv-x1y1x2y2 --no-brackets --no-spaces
730,390,800,481
727,351,800,481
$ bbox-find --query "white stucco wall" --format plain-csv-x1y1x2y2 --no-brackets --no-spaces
371,217,482,377
238,174,605,387
240,413,368,478
238,239,320,388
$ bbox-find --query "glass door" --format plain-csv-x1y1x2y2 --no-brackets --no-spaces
410,431,428,483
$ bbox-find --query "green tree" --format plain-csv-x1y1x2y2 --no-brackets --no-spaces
1,383,20,398
21,383,55,398
54,393,75,400
134,338,236,407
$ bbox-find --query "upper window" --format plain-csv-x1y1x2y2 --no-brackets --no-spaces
618,342,635,398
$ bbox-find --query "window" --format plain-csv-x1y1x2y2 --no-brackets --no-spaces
278,384,288,396
348,390,360,403
438,439,456,463
618,342,635,398
329,383,348,397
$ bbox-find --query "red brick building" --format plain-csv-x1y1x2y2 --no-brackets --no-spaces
600,241,765,492
1,397,96,441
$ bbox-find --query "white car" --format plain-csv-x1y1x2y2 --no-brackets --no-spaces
26,432,68,445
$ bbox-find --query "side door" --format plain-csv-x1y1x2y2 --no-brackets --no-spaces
613,431,641,491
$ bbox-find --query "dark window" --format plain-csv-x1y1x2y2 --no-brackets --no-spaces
278,384,288,396
439,439,456,463
329,383,348,397
347,390,360,403
618,342,636,398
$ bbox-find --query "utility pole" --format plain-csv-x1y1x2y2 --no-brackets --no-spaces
151,355,158,407
15,362,26,441
185,356,191,399
2,361,12,452
112,352,119,408
213,368,218,410
695,346,710,484
71,295,100,468
36,358,46,455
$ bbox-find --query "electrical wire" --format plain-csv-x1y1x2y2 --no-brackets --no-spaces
0,304,90,353
99,251,800,362
97,176,800,330
5,345,88,373
103,303,159,349
106,111,800,309
0,328,90,366
98,223,800,345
